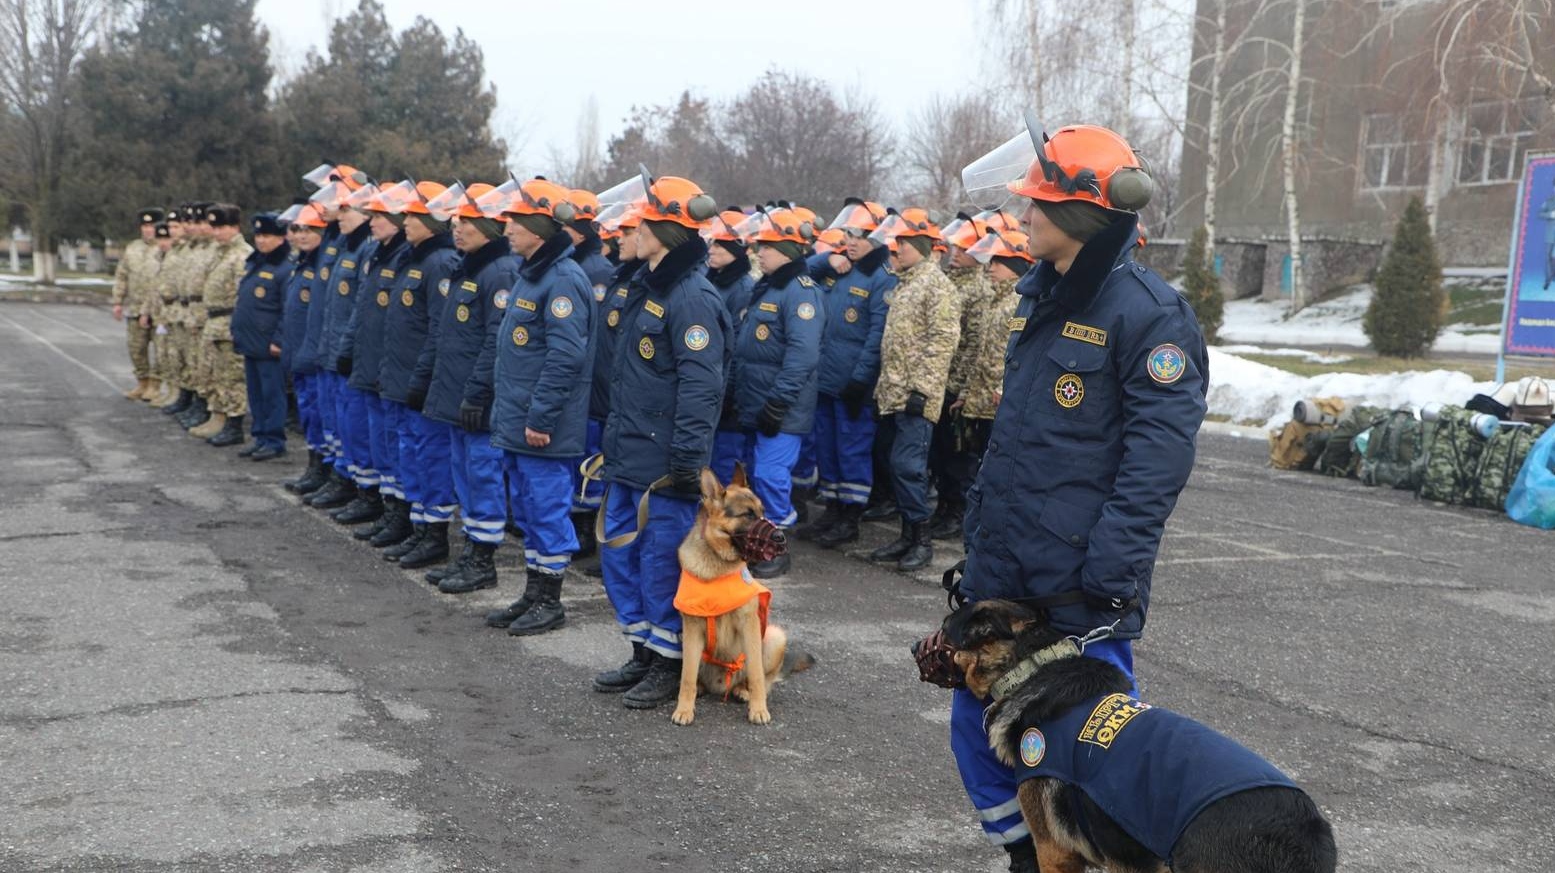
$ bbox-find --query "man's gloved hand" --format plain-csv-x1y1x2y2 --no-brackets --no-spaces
335,355,353,377
904,391,928,419
839,380,870,420
756,400,788,437
458,400,487,432
405,387,426,412
669,465,703,499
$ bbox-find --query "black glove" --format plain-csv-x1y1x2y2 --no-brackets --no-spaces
904,391,928,419
669,466,703,499
458,400,487,432
756,400,788,437
335,355,353,377
1084,591,1139,615
405,387,426,412
839,380,870,421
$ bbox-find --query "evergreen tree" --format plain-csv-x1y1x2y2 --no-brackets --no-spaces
1364,197,1444,358
1181,226,1223,344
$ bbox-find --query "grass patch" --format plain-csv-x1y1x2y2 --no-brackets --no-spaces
1446,285,1506,326
1238,351,1546,382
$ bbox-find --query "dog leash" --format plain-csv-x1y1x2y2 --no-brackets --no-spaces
582,453,674,549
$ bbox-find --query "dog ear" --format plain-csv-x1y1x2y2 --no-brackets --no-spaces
699,467,723,503
730,461,749,489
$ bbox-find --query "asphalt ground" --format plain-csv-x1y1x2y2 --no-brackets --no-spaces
1,300,1551,873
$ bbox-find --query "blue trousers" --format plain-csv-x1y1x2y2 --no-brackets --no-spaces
742,431,801,528
950,639,1136,846
814,396,874,505
402,411,455,524
451,429,506,545
710,430,746,484
504,452,579,572
888,412,933,523
369,396,402,500
339,384,378,488
571,418,605,512
792,429,817,489
294,372,325,453
318,371,342,471
243,356,287,450
600,484,698,658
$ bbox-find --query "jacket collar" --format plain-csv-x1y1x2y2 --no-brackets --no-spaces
611,258,642,288
368,232,407,269
296,244,321,269
568,227,602,262
707,251,752,289
259,242,290,266
460,238,509,278
1019,211,1139,312
759,257,807,290
645,236,710,294
520,231,575,282
410,232,455,261
343,221,371,251
854,243,891,276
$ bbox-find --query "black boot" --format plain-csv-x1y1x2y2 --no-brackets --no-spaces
868,518,914,563
507,570,566,635
439,541,497,593
1005,838,1038,873
249,444,285,462
813,503,863,548
593,643,652,693
162,388,193,416
791,485,813,525
286,452,329,494
623,651,683,709
749,550,791,579
794,500,840,541
384,523,425,560
860,494,898,522
354,495,394,540
238,441,263,458
401,523,451,571
369,500,414,548
571,512,597,560
178,396,209,429
424,536,471,583
332,488,383,525
483,580,540,628
897,521,934,571
206,414,245,447
307,471,357,509
929,499,964,541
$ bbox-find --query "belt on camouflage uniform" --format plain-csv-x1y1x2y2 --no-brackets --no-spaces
582,454,674,550
206,307,234,317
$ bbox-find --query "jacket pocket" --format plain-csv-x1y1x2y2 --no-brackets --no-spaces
1036,494,1103,549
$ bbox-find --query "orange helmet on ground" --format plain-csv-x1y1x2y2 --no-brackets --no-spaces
639,166,718,229
941,213,990,251
743,208,814,245
503,178,577,221
1013,123,1153,212
568,189,602,222
826,198,887,234
967,229,1036,265
869,207,940,246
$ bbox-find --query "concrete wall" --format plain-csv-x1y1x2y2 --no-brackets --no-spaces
1258,238,1385,302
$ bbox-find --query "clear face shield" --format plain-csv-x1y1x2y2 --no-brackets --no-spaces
301,163,336,191
277,203,306,224
593,175,648,225
473,177,521,219
940,217,983,252
960,128,1037,211
866,214,908,248
421,183,470,222
826,202,882,235
307,181,353,210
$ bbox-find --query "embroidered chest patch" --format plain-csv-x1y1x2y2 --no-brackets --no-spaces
401,289,415,307
1054,373,1084,409
1062,321,1108,346
253,287,266,299
512,326,528,346
844,307,858,323
376,290,389,307
638,336,655,360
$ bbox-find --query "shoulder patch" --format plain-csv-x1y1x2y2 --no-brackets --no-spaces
550,296,573,318
494,289,512,310
1019,727,1046,767
302,270,315,279
1061,322,1108,347
379,268,396,279
683,324,710,351
258,271,274,280
325,246,337,256
1147,343,1187,385
615,287,628,298
796,302,816,320
438,278,451,297
644,299,665,319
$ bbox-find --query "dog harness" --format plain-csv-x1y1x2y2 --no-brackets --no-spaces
1014,693,1299,860
673,567,771,697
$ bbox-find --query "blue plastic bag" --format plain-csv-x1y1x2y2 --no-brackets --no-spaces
1506,426,1555,529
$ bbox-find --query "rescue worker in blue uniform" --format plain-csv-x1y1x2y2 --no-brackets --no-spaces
321,185,382,525
593,172,730,709
728,208,823,578
562,188,615,559
377,182,461,569
229,212,293,461
281,203,332,492
705,210,756,484
948,122,1208,873
418,183,521,595
801,199,896,549
482,179,594,636
339,186,411,542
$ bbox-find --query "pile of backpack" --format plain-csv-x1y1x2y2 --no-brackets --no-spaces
1265,377,1555,526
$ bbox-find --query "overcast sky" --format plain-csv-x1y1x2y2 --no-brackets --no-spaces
256,0,986,178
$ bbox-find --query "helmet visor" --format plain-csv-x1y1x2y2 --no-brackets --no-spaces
941,218,982,251
307,180,352,209
826,203,882,234
421,183,469,221
474,178,520,219
301,163,336,191
596,174,647,208
961,129,1037,205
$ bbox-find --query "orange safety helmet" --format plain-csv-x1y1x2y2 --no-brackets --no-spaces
365,180,415,214
422,182,500,221
503,178,577,221
1012,123,1154,212
745,208,814,245
707,210,749,243
279,201,328,229
941,213,990,251
812,227,846,254
638,166,718,229
870,207,940,245
568,189,601,222
974,208,1022,234
966,229,1036,265
826,198,887,234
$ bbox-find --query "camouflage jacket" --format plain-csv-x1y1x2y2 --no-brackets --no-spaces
200,235,254,341
959,277,1021,420
945,265,994,395
111,238,159,316
873,257,961,423
180,239,221,328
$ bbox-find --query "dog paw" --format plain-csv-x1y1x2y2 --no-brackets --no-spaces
731,687,750,703
746,706,771,725
670,707,696,726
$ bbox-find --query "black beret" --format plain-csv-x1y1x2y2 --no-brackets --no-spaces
138,208,165,224
251,212,285,236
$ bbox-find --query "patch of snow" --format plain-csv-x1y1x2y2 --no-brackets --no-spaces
1215,344,1354,364
1220,285,1502,354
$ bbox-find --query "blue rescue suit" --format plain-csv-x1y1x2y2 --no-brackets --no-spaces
950,213,1208,846
568,233,614,514
322,225,377,486
707,253,756,484
342,234,407,499
230,242,293,451
813,244,895,506
301,227,345,468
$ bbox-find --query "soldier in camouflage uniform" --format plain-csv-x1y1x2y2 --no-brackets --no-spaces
867,208,960,571
929,215,997,539
111,208,164,401
156,206,196,414
143,220,174,404
190,203,254,444
176,204,222,431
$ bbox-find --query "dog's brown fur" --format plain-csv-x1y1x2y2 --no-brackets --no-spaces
671,466,793,726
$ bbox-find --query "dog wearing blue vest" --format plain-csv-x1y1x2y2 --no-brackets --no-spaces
942,600,1337,873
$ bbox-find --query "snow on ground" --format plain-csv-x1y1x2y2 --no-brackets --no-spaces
1215,344,1355,364
0,274,111,289
1219,285,1501,354
1207,346,1496,430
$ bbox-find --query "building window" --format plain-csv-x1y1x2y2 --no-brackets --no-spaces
1360,113,1429,190
1456,98,1542,187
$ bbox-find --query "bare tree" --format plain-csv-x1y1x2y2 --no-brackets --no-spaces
1279,0,1307,310
0,0,101,283
901,92,1009,213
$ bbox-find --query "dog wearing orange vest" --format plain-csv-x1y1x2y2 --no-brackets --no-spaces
671,465,811,725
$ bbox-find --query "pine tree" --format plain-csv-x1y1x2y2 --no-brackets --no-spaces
1181,226,1223,344
1364,197,1444,358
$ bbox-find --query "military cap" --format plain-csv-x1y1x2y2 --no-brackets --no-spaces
138,207,165,225
153,222,171,239
205,203,241,227
251,212,285,236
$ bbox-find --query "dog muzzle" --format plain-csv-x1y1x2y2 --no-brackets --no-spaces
732,518,787,564
911,628,964,689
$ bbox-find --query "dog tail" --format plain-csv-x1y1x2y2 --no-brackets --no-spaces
781,649,816,678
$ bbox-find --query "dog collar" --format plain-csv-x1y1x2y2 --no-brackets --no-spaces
990,639,1082,702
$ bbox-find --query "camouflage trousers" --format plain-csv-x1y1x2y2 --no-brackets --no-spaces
162,321,193,390
198,324,247,417
124,317,153,379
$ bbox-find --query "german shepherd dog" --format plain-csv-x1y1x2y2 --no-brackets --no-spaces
944,600,1337,873
671,466,810,726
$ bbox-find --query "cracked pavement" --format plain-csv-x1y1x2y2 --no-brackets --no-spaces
1,300,1551,872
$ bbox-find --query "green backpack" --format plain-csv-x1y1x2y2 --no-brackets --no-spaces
1468,423,1548,511
1418,406,1483,505
1360,409,1426,490
1313,405,1384,478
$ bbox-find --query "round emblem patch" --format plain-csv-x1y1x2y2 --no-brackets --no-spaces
1055,373,1085,409
1019,727,1046,767
607,309,620,328
401,289,414,307
438,278,451,297
638,336,655,360
593,286,606,303
254,287,266,299
550,296,573,318
755,323,771,341
684,325,709,351
337,280,349,296
493,289,511,310
512,326,528,346
299,289,310,304
375,290,389,307
322,266,330,280
456,304,470,323
797,302,816,320
1147,343,1187,385
844,307,859,323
